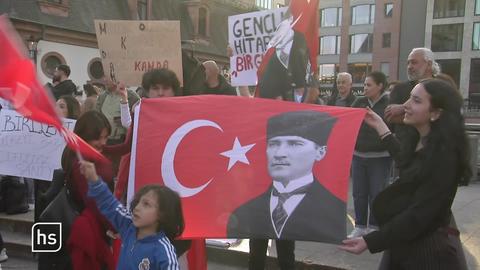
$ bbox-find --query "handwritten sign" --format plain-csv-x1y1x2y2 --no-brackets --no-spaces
0,109,76,181
0,98,13,110
94,20,183,87
228,8,287,86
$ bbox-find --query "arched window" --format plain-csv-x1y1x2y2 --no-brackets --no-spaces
87,58,104,80
41,52,66,78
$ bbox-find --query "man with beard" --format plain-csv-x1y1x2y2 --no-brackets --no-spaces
51,64,77,100
385,48,440,141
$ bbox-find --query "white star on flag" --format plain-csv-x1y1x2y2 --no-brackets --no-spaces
220,137,256,171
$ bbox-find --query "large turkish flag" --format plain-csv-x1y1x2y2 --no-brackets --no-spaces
129,95,365,243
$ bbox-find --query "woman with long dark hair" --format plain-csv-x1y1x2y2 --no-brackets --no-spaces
341,79,469,269
63,111,115,270
56,95,81,119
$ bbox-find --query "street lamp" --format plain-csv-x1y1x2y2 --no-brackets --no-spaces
26,35,39,65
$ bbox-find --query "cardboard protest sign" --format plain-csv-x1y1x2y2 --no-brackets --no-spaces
94,20,183,87
128,96,366,243
0,109,75,180
228,8,287,86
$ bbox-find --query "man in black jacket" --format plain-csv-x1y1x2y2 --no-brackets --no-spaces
227,111,346,268
52,64,77,100
385,47,439,141
202,60,237,96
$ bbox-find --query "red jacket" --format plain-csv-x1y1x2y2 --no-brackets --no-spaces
67,208,115,270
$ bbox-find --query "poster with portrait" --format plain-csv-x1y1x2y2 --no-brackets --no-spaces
228,8,287,86
127,96,366,243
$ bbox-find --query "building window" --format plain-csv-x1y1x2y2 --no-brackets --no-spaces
320,36,341,55
256,0,271,9
433,0,465,18
321,7,342,27
138,0,147,20
351,4,375,25
385,3,393,17
199,7,207,36
319,64,339,84
382,33,391,48
87,58,104,80
41,52,66,79
476,0,480,15
38,0,69,17
381,62,390,78
432,24,463,52
437,59,461,87
470,59,480,101
350,34,373,54
474,23,480,50
348,63,372,84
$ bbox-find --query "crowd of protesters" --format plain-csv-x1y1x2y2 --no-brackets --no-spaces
0,45,470,270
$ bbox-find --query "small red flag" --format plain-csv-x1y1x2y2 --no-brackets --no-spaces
0,15,107,162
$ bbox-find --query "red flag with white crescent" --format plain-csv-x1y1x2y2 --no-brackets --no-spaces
0,15,107,163
129,96,365,243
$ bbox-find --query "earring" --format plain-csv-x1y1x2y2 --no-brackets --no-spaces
430,118,435,121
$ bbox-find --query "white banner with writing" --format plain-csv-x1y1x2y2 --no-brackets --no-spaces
0,109,76,181
228,7,287,86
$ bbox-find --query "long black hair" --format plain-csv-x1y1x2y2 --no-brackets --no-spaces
61,111,111,173
130,185,185,241
58,95,81,120
400,79,471,185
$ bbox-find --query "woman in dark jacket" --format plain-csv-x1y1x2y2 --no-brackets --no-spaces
348,72,392,238
341,79,469,270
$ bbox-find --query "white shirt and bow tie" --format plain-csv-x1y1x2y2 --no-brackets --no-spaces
270,173,314,237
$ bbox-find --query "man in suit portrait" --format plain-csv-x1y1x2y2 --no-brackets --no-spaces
227,110,346,244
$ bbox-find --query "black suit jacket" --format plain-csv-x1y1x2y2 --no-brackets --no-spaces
227,179,346,243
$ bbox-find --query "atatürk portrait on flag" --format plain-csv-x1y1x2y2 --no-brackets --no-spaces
227,110,346,243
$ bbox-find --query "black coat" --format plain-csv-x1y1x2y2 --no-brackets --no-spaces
52,79,77,100
389,81,417,142
227,179,345,243
364,134,465,268
326,91,357,107
203,75,236,96
352,94,390,152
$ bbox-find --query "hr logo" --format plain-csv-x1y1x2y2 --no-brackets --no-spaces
31,222,61,252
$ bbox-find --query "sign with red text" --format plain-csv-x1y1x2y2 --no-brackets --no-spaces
228,8,287,86
128,96,366,243
94,20,183,87
0,109,76,181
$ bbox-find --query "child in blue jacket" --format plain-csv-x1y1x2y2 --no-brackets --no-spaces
80,161,184,270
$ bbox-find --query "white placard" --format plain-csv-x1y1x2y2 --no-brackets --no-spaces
0,109,76,181
228,7,287,86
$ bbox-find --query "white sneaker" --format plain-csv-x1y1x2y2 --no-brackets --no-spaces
0,248,8,263
347,227,367,238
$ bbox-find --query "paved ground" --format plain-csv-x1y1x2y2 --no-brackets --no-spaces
224,181,480,270
2,182,480,269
